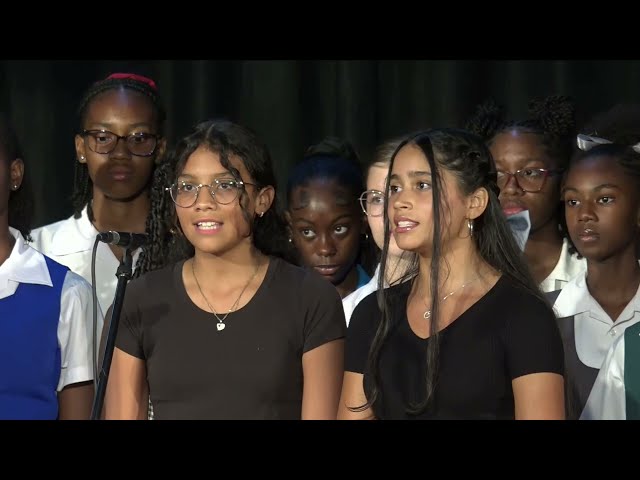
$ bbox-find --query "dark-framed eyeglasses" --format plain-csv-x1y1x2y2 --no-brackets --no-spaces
359,189,385,217
496,168,564,193
81,129,159,157
166,179,256,208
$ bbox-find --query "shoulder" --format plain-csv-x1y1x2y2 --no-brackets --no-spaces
270,257,340,299
492,276,556,322
492,278,562,355
494,276,550,307
30,214,88,255
59,270,93,312
342,277,378,323
31,215,76,241
61,269,91,294
351,282,408,330
128,261,179,294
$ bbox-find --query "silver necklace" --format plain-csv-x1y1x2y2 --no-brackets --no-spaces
192,260,260,331
422,276,481,320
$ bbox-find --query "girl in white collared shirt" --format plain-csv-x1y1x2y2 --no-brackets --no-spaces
30,73,167,317
0,113,98,419
552,140,640,419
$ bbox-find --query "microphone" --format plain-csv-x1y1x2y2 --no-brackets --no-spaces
97,231,149,250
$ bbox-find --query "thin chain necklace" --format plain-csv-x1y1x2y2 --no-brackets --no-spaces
192,259,260,332
422,276,481,320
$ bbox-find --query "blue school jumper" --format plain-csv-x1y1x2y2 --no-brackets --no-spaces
0,256,68,419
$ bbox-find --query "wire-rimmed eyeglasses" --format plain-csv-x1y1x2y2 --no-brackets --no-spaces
166,179,256,208
359,189,385,217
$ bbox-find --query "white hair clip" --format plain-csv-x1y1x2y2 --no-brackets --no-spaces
577,133,640,154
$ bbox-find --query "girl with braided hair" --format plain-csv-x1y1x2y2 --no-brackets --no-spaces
103,119,346,420
31,73,167,317
339,128,565,420
467,95,586,292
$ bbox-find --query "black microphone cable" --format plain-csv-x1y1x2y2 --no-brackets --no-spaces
91,236,100,390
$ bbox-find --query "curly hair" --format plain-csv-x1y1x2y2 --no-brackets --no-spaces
135,119,292,276
466,95,578,169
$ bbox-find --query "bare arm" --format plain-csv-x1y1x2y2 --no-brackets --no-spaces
337,371,375,420
58,381,94,420
103,348,149,420
513,372,565,420
301,339,344,420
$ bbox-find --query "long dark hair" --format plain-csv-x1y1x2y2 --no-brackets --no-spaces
466,95,577,168
135,119,291,276
365,128,547,415
0,112,33,240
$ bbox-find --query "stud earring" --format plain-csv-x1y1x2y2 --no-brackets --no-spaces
259,211,264,218
79,156,85,161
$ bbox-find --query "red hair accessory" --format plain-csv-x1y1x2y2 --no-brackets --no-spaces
106,73,157,90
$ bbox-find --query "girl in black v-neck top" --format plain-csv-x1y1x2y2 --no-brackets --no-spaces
338,128,565,420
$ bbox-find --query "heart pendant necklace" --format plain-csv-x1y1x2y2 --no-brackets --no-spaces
192,259,260,332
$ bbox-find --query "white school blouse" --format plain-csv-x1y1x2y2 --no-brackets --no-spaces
1,227,99,390
29,205,141,317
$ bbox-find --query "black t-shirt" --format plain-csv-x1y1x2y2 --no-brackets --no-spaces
116,256,346,419
345,276,564,419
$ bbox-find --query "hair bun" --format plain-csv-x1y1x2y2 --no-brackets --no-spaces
528,95,576,137
465,99,506,139
304,136,360,164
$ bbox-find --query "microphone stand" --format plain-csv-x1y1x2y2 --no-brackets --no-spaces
90,247,134,420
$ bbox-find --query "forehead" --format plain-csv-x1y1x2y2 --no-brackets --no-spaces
490,130,548,159
566,154,629,185
180,146,251,180
367,163,390,189
392,144,429,172
290,179,355,211
85,88,155,125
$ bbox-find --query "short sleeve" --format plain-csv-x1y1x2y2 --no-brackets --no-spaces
503,295,564,379
57,271,102,391
344,290,380,374
114,278,145,359
301,271,347,353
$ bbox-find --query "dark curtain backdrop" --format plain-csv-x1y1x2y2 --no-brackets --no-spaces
2,60,640,228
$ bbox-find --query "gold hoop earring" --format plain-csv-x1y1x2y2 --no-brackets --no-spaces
467,218,474,237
